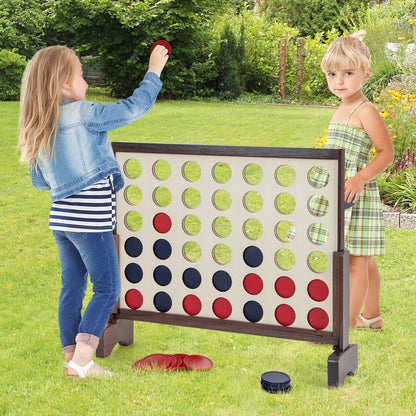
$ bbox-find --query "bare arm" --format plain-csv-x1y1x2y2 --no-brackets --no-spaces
345,102,394,203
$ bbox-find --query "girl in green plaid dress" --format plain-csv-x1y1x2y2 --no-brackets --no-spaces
320,31,394,329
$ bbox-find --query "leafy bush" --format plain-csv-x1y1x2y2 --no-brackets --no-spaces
0,0,49,58
216,24,243,99
260,0,371,37
376,83,416,159
379,168,416,212
213,11,300,96
0,49,27,101
52,0,226,99
302,30,339,101
356,0,416,100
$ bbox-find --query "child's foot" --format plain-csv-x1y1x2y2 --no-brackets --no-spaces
356,313,383,330
65,360,112,378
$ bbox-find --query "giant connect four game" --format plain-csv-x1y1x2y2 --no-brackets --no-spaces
97,142,358,387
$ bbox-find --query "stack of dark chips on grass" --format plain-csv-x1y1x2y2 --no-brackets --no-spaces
261,371,292,394
132,353,213,372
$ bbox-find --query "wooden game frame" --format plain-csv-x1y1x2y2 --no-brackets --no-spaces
97,142,358,388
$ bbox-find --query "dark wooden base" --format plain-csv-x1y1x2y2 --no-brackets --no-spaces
327,344,358,387
96,319,134,358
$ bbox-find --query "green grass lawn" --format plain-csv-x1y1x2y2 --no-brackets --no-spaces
1,98,415,416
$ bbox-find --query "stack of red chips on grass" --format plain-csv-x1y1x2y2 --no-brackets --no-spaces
132,354,213,372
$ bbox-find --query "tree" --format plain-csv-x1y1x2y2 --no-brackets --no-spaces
51,0,226,98
0,0,49,58
260,0,371,37
216,23,243,98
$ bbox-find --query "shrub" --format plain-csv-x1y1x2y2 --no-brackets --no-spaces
212,11,300,96
260,0,371,37
216,23,243,99
379,168,416,212
359,0,415,100
376,77,416,159
0,49,27,101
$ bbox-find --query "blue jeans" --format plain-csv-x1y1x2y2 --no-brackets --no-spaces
53,230,121,351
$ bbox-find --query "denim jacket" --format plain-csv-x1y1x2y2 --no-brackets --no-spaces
30,71,162,201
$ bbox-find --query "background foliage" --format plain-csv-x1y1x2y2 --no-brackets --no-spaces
0,0,414,102
0,49,27,100
260,0,371,37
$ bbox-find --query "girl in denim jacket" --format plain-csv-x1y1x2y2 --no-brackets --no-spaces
19,44,169,378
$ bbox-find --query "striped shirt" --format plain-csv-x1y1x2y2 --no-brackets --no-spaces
49,176,116,232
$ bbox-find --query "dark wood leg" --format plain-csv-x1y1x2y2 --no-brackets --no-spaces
327,344,358,388
96,319,134,358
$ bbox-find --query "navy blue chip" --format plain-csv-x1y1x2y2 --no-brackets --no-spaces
125,237,143,258
125,263,143,284
153,265,172,286
243,246,263,267
212,270,232,292
243,300,263,322
153,291,172,313
183,268,201,289
153,239,172,260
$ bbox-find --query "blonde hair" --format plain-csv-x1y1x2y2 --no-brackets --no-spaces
321,30,371,72
18,46,77,164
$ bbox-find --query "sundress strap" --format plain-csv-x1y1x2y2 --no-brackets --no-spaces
345,99,370,124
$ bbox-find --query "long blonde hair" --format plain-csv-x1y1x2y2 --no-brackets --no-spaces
18,46,77,164
321,30,371,73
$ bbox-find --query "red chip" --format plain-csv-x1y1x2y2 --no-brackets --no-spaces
307,279,329,302
243,273,263,295
125,289,143,310
212,297,232,319
183,295,202,316
167,354,181,370
151,40,172,56
275,304,296,326
183,355,213,371
153,212,172,233
173,354,188,370
142,354,171,370
275,276,296,298
307,308,329,330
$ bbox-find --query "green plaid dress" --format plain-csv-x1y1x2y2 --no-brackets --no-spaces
311,100,385,256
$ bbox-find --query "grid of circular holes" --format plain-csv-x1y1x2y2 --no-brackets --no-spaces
122,159,335,326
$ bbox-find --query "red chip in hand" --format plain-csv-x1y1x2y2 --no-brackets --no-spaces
151,40,171,56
